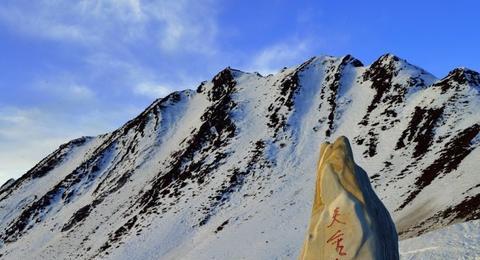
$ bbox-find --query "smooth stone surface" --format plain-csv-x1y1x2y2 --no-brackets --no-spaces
299,136,399,260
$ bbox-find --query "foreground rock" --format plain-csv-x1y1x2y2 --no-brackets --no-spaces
300,136,398,260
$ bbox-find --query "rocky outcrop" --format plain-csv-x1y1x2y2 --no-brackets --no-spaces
300,137,398,260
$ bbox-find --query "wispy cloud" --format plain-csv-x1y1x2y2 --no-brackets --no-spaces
34,76,96,103
0,0,218,54
248,39,312,75
0,0,216,185
133,82,173,98
83,52,182,98
146,0,218,54
0,106,85,185
0,2,93,43
0,104,141,185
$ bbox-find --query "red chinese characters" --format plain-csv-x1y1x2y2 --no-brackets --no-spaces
326,207,347,257
327,230,347,256
327,207,346,228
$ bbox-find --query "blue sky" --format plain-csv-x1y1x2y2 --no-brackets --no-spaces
0,0,479,185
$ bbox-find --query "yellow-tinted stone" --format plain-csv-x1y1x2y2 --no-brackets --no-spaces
299,136,398,260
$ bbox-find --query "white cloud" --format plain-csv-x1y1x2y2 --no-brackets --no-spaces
69,85,94,99
145,0,218,54
133,82,173,98
84,52,178,98
33,75,96,104
0,104,142,186
0,107,78,185
0,0,222,186
0,0,218,54
249,39,312,75
0,2,331,188
0,3,93,43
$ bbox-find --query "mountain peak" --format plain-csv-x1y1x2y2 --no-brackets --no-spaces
377,53,401,63
444,67,480,86
342,54,364,67
216,66,245,78
367,53,405,74
206,67,238,101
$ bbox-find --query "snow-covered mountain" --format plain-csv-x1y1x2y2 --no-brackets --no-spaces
0,54,479,259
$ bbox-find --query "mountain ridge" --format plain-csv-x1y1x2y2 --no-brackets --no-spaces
0,53,479,259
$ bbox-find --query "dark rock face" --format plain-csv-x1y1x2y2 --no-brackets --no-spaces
324,55,363,137
355,54,433,158
362,54,401,115
0,179,15,193
395,106,444,158
198,139,269,226
1,91,191,244
267,57,315,137
439,68,480,91
399,124,480,210
62,204,93,232
84,68,243,252
135,68,238,216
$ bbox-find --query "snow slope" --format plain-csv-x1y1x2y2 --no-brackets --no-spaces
400,219,480,259
0,54,479,259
